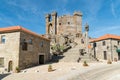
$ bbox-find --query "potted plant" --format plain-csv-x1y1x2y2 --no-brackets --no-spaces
48,64,53,72
83,61,88,66
107,59,112,64
15,67,20,73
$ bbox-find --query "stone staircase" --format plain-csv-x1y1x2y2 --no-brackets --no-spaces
80,53,97,62
51,38,97,63
59,45,81,62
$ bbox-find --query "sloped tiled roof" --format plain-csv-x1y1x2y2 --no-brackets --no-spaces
0,26,50,41
90,34,120,42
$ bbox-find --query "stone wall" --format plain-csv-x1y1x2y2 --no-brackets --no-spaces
57,14,82,35
90,39,120,61
0,32,20,72
19,31,50,69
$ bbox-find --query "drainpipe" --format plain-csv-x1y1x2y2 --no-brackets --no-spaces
110,38,113,61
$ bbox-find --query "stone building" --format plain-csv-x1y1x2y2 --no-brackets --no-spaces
0,26,50,72
90,34,120,61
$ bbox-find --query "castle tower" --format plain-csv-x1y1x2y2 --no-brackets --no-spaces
45,12,57,35
73,11,82,34
51,12,57,35
45,14,50,34
45,11,83,37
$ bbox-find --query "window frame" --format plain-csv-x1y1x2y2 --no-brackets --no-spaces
0,57,4,67
102,41,106,46
118,41,120,45
40,41,44,47
68,22,70,25
28,39,33,45
1,35,6,44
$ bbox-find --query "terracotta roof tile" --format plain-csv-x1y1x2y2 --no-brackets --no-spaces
0,26,50,41
0,26,21,32
90,34,120,42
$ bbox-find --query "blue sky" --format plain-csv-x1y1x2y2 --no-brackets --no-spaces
0,0,120,38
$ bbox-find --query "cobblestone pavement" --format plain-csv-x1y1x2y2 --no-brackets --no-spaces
1,61,120,80
70,62,120,80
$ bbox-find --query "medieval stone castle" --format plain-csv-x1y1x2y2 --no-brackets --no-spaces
46,11,82,36
45,11,90,62
45,11,84,50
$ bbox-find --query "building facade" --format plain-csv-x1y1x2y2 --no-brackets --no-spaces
0,26,50,72
90,34,120,61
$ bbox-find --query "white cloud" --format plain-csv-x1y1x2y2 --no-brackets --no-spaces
81,0,105,24
84,0,104,16
6,0,41,16
0,12,14,25
90,26,120,37
111,1,117,18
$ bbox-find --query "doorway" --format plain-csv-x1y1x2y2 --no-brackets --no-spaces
39,55,44,64
8,61,13,72
118,52,120,60
104,51,107,60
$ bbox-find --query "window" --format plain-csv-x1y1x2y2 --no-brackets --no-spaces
81,39,84,44
103,51,107,60
1,35,6,44
40,41,44,47
103,41,105,46
22,42,28,51
21,39,25,44
68,22,70,24
0,58,4,67
28,39,33,44
93,42,97,47
118,41,120,45
59,23,61,25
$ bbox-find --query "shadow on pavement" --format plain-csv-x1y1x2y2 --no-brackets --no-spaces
49,55,65,63
0,73,10,80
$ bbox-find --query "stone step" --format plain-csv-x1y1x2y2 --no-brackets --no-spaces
58,39,97,62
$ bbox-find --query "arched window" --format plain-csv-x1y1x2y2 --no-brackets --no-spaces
48,23,53,34
8,61,13,72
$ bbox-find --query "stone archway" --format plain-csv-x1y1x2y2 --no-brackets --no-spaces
8,61,13,72
48,23,53,34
